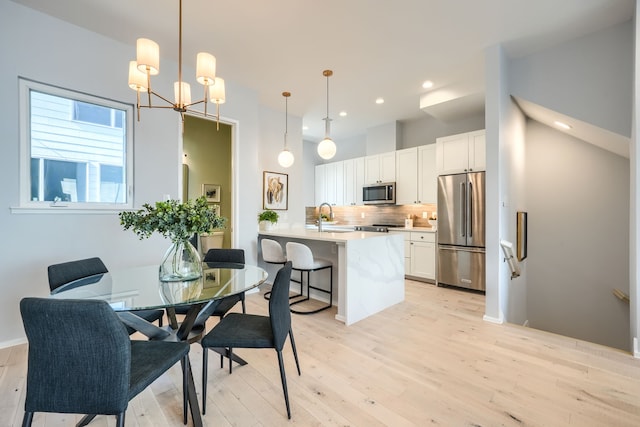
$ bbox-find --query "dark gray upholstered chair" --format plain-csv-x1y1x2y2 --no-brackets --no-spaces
47,257,164,335
20,297,190,427
200,262,301,419
173,248,247,318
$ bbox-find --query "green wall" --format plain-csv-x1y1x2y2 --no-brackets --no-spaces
183,115,232,248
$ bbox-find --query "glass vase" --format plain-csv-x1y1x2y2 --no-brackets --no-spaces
159,239,202,282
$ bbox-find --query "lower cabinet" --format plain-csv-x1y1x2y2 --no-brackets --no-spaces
393,230,436,281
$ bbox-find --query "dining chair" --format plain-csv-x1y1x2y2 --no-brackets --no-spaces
47,257,165,334
200,261,301,419
19,297,190,427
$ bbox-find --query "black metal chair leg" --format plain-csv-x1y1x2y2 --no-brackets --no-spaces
21,412,33,427
202,349,208,415
229,348,234,374
289,329,301,376
116,413,125,427
183,354,188,424
276,350,291,419
77,414,97,426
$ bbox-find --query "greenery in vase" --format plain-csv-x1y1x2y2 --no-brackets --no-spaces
119,196,227,243
258,209,279,224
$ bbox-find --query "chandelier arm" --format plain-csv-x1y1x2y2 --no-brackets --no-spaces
177,0,183,109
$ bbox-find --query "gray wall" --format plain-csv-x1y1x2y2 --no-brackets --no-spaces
401,113,486,149
525,120,630,350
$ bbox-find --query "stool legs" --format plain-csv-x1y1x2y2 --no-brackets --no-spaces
289,266,332,315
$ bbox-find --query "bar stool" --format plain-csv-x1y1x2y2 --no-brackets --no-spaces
285,242,333,314
261,238,288,300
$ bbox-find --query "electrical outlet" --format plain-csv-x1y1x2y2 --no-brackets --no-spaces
361,212,365,219
422,212,428,219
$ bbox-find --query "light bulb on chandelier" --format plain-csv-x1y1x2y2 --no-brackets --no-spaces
317,69,336,160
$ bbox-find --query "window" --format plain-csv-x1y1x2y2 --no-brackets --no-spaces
19,78,133,210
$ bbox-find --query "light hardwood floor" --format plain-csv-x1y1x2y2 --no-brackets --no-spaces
2,279,640,426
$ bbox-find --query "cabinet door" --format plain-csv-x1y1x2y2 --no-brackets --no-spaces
469,130,486,172
364,155,381,184
411,241,436,279
324,162,338,205
379,151,397,183
418,145,437,204
314,164,326,206
395,147,418,205
354,157,365,205
436,133,469,175
343,159,356,205
334,160,344,206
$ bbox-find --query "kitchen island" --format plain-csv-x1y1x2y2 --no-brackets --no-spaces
258,228,404,326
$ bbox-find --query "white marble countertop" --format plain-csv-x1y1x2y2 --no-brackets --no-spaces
259,228,396,242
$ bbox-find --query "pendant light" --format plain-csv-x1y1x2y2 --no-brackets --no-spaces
317,69,337,159
277,91,295,168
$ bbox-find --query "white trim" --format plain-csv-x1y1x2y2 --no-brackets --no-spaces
18,77,134,210
634,337,639,358
483,313,505,324
0,337,27,350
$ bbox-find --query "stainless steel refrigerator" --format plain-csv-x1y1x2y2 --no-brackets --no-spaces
437,172,486,291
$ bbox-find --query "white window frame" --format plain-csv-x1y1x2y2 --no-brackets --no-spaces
17,78,134,212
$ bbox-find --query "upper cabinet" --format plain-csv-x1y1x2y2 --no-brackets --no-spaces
315,161,344,206
395,145,437,205
365,151,396,184
436,129,486,175
344,157,365,206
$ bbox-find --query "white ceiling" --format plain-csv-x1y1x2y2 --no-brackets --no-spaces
12,0,634,142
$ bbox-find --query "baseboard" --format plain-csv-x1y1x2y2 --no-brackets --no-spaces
483,313,504,324
0,337,27,350
634,337,639,359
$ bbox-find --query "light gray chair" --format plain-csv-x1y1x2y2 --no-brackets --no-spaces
261,238,289,300
285,242,333,314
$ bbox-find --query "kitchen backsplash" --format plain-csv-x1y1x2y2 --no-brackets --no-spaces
305,204,437,227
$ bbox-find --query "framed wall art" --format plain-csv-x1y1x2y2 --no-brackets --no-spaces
516,211,527,261
263,171,288,210
202,184,221,203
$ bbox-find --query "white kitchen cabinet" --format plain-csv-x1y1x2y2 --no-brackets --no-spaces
315,161,344,206
390,230,436,281
365,151,396,184
314,164,326,206
343,157,365,205
395,145,437,205
436,129,485,175
418,145,437,203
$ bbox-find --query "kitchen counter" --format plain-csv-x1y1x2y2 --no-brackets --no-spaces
258,228,404,326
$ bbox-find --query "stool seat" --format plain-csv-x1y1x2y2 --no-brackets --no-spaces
285,242,333,315
261,238,296,301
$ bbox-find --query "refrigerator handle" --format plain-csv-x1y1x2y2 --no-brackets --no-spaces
460,182,466,237
468,181,473,238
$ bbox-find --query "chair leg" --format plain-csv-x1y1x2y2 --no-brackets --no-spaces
229,348,234,374
241,293,246,313
289,329,301,376
182,355,189,424
202,348,208,415
116,413,125,427
21,412,33,427
77,414,97,426
276,350,292,419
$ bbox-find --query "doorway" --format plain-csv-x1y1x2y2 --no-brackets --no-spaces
182,115,234,251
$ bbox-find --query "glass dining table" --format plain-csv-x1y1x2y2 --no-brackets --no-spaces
50,262,268,427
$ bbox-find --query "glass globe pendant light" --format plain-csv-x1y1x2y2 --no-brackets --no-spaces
317,69,337,160
278,91,295,168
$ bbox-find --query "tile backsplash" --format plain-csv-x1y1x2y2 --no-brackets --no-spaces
305,204,437,228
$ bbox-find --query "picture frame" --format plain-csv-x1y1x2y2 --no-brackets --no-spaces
263,171,288,210
516,211,527,261
202,184,221,203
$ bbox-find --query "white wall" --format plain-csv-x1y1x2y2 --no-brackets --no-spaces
525,121,630,350
632,0,640,358
400,113,486,149
511,20,633,138
0,1,291,347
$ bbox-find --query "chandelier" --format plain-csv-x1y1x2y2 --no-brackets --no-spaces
317,69,336,160
127,0,226,128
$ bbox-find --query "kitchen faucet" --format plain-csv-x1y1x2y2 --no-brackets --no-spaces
317,202,333,232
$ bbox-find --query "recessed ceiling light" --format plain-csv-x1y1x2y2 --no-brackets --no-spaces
339,111,347,117
375,98,384,104
554,120,572,130
422,80,434,89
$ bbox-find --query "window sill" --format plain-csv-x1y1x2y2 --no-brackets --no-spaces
10,206,126,214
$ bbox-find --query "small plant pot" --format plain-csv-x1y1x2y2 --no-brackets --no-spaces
259,220,275,231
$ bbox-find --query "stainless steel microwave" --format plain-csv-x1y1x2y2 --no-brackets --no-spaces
363,182,396,205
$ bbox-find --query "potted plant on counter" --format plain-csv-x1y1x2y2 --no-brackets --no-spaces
258,209,279,231
119,196,226,282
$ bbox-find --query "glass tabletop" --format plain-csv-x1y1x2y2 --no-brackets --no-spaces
50,263,268,311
